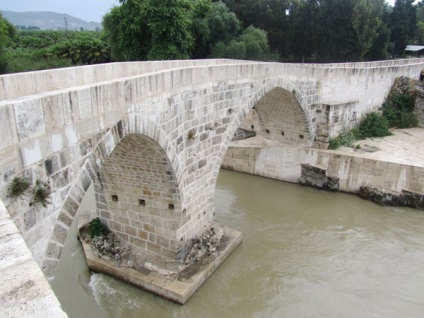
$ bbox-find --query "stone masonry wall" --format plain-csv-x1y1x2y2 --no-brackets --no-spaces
1,59,424,281
97,134,182,260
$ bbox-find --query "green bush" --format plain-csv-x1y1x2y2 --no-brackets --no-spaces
355,112,392,139
328,112,392,150
328,128,357,149
382,93,418,128
88,218,108,239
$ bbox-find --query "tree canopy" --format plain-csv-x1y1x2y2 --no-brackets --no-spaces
0,13,16,73
2,0,424,75
103,0,273,61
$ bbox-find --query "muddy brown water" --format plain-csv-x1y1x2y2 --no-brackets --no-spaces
52,170,424,318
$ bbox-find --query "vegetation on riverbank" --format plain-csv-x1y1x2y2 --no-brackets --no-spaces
328,92,418,150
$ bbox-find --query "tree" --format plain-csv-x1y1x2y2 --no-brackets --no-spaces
391,0,416,57
103,0,149,60
223,0,291,58
192,0,241,58
0,14,16,74
365,2,390,60
46,32,111,65
316,0,384,62
103,0,194,61
210,25,275,60
144,0,194,60
417,21,424,43
288,0,320,62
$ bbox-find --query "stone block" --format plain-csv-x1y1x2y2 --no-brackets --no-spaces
51,223,69,245
14,98,45,141
45,241,63,260
0,105,18,151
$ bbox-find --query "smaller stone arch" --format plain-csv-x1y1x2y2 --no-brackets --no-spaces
240,87,311,146
211,79,316,184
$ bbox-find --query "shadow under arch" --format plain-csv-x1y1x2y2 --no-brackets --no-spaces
245,87,311,145
96,133,183,263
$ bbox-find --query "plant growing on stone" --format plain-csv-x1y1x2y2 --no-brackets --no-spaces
187,130,196,140
88,217,108,239
29,179,51,207
9,177,30,198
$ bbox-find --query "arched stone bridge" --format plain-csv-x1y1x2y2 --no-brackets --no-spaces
1,58,424,284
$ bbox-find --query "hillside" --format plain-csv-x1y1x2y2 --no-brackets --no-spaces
1,10,102,31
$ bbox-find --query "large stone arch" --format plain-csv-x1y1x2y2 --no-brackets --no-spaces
41,114,182,278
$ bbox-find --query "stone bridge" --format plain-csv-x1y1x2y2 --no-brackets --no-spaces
1,59,424,304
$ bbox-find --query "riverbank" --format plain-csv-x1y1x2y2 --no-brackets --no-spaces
300,127,424,208
223,127,424,208
328,127,424,168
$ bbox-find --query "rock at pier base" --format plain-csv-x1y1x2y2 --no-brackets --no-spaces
78,222,242,304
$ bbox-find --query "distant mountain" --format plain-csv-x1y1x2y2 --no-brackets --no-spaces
1,10,102,31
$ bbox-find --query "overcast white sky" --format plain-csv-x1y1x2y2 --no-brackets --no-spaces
0,0,407,24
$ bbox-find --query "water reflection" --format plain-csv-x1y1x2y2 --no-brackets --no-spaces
53,170,424,318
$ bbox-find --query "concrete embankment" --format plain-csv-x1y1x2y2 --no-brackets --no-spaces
223,128,424,208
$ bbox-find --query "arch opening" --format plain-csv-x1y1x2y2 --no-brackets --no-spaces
236,87,310,146
222,86,311,183
96,133,182,265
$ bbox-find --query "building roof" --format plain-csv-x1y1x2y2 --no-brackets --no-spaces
405,45,424,52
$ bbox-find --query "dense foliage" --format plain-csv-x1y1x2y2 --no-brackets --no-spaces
382,93,418,128
1,0,424,74
328,112,393,150
103,0,275,61
224,0,423,62
328,92,418,150
4,30,110,73
0,13,16,73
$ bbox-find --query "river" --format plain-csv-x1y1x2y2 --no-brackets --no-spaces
52,169,424,318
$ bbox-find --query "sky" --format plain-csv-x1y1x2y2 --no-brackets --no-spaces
0,0,413,24
0,0,119,22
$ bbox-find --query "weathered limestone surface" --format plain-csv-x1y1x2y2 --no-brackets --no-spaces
0,199,67,317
